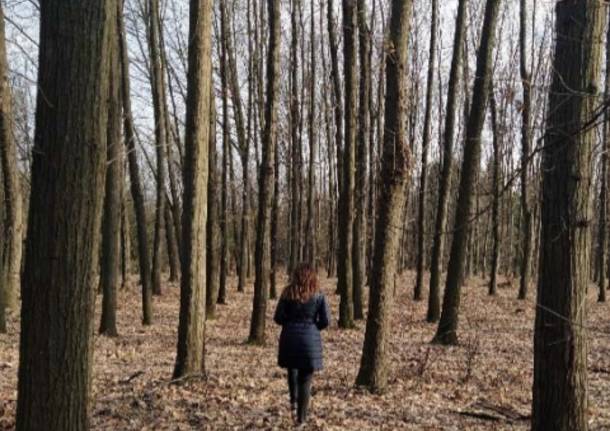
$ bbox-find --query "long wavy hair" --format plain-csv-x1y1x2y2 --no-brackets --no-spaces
281,263,320,303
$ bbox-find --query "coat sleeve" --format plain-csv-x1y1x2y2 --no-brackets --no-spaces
315,295,331,330
274,298,286,325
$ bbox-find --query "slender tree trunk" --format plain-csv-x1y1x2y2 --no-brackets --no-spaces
165,201,180,282
270,127,280,299
120,188,132,289
305,0,317,267
328,0,343,281
596,5,610,303
173,0,213,379
0,1,22,324
289,0,301,274
355,0,413,393
352,0,370,319
119,2,152,324
148,0,168,296
338,0,357,329
218,0,231,306
100,25,122,337
414,0,438,302
518,0,533,300
533,2,605,430
426,0,467,323
16,1,114,428
488,87,501,297
249,0,281,345
206,93,221,318
433,0,501,345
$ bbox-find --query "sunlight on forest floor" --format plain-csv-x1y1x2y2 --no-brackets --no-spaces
1,271,610,430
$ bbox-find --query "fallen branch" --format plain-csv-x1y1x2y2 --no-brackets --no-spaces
119,371,145,385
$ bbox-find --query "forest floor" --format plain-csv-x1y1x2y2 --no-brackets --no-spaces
2,271,610,430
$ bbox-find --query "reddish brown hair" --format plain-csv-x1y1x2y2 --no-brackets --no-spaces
281,263,320,303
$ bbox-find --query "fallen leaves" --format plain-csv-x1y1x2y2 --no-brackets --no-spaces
1,271,610,429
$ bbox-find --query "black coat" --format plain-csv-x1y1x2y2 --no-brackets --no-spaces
273,293,331,371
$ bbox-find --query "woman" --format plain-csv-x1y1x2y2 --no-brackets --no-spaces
274,263,331,425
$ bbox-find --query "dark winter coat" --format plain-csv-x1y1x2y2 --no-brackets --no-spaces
274,293,331,371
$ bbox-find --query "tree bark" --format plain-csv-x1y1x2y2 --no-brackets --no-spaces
148,0,168,296
353,0,371,320
100,22,122,337
206,89,220,318
0,1,23,324
432,0,501,345
355,0,413,393
305,0,317,267
249,0,281,345
532,2,605,430
518,0,533,300
426,0,467,324
488,86,501,297
414,0,438,302
16,0,114,428
119,1,153,324
338,0,357,329
596,4,610,303
173,0,213,379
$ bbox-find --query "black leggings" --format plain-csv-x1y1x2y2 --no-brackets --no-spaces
287,368,313,423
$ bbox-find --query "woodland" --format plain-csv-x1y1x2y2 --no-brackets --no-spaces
1,0,610,430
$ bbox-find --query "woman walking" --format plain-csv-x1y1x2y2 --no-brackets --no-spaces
274,263,331,425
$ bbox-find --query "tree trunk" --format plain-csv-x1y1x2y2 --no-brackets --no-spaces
328,0,343,281
0,1,23,323
305,0,317,267
596,5,610,303
165,201,181,282
433,0,501,345
120,188,132,290
355,0,413,393
270,123,280,299
532,2,605,430
488,87,500,297
173,0,213,379
426,0,467,324
119,2,153,324
100,24,122,337
16,1,114,428
206,90,220,318
414,0,438,302
249,0,281,345
148,0,168,296
338,0,357,329
517,0,533,300
353,0,370,320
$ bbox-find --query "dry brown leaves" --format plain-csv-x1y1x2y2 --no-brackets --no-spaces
1,271,610,430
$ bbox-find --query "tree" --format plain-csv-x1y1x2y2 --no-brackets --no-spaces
305,0,317,267
16,0,115,428
518,0,533,300
338,0,357,329
248,0,281,345
173,0,213,379
353,0,371,319
100,14,123,337
148,0,169,296
488,86,501,296
0,0,23,332
432,0,501,345
596,4,610,303
206,90,221,318
426,0,468,323
355,0,413,393
119,1,153,325
414,0,438,302
532,1,605,429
